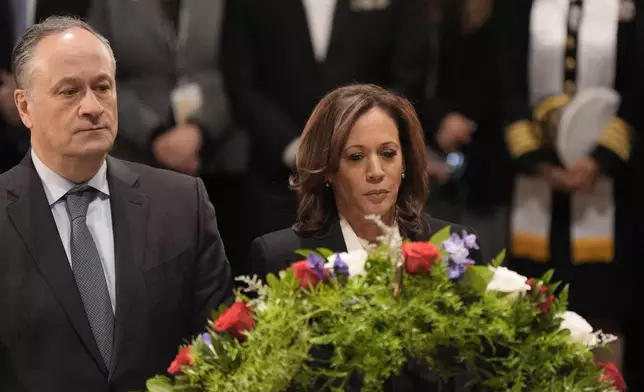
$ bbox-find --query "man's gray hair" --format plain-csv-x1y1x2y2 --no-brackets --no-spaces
11,15,116,89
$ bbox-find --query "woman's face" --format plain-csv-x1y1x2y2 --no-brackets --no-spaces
329,107,404,224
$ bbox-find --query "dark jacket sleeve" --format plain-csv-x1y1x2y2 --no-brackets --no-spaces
221,0,301,171
191,178,234,333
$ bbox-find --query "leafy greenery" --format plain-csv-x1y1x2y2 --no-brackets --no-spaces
146,227,618,392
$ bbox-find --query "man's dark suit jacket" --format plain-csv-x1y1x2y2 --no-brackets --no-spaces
0,155,233,392
221,0,431,178
250,214,481,391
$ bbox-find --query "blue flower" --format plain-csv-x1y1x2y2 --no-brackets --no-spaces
442,232,476,265
442,233,464,255
201,332,212,345
332,254,350,277
307,253,326,280
450,247,474,265
448,263,468,280
462,231,479,250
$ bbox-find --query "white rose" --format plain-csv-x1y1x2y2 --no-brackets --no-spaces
558,311,598,346
325,249,368,277
486,266,530,297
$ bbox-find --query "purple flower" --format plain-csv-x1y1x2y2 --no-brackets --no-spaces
450,247,474,265
442,233,464,254
332,255,350,277
448,263,468,280
462,231,479,250
201,332,212,345
307,253,326,280
442,232,475,265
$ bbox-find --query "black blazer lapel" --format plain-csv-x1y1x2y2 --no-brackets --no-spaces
300,218,348,255
5,155,108,375
105,157,149,377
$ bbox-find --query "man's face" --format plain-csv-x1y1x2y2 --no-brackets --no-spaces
15,27,118,159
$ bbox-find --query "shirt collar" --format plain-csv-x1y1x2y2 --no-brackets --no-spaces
31,149,110,206
339,215,401,252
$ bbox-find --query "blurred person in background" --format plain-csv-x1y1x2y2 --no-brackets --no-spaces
0,0,91,173
88,0,249,277
500,0,638,372
424,0,511,262
221,0,432,250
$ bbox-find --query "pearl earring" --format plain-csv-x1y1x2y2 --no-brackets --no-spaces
401,172,406,179
325,181,331,188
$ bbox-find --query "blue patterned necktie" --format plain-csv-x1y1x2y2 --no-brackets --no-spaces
64,184,114,368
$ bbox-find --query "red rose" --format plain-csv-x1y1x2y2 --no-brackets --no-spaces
290,260,327,289
167,346,193,375
599,362,626,391
402,242,441,275
214,301,255,340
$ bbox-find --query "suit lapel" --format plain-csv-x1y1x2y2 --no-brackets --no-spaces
300,218,348,257
105,157,149,376
5,156,108,375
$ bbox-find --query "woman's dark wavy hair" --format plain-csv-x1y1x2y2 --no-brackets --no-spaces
290,84,431,237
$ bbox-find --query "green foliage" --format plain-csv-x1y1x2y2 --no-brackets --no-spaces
147,227,616,392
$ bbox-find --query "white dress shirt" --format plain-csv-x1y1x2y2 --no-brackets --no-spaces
302,0,337,62
31,150,116,312
339,216,402,252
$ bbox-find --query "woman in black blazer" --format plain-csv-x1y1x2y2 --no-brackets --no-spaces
249,84,481,391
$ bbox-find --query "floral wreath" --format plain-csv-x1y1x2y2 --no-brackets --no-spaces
146,216,626,392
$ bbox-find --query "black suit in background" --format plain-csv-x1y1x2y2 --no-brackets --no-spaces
250,214,482,391
222,0,432,243
0,155,233,391
0,0,91,174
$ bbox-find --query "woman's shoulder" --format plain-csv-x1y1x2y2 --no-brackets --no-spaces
252,227,302,257
249,227,307,278
421,214,475,237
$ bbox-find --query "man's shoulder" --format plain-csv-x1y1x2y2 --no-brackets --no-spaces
0,162,31,192
109,157,199,192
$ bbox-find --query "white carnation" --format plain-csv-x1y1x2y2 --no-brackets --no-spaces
486,266,530,296
558,311,599,347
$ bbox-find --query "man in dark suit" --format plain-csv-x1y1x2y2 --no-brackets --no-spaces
221,0,431,248
0,16,233,392
0,0,91,173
